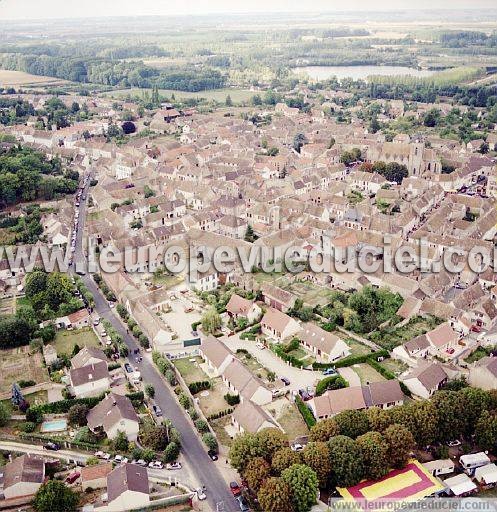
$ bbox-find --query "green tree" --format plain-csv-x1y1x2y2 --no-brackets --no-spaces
67,404,89,427
302,442,331,488
334,409,370,439
366,407,393,433
33,480,78,512
145,384,155,399
271,447,302,475
113,430,129,452
408,400,438,447
281,464,318,512
475,410,497,451
432,391,464,442
383,424,415,469
163,441,180,463
202,433,218,453
328,435,364,487
356,431,389,480
459,387,490,436
258,477,293,512
244,456,271,492
309,418,340,442
0,402,11,427
225,95,233,107
201,307,222,334
229,433,264,472
257,428,288,463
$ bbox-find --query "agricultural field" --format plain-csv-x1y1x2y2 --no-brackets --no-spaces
102,87,255,103
0,346,48,395
0,70,69,88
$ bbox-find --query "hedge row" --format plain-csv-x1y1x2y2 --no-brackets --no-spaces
272,344,306,368
315,375,348,396
19,432,99,451
125,391,144,402
188,381,211,394
207,408,234,421
295,395,316,428
29,395,103,415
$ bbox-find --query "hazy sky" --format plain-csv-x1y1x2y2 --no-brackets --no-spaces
0,0,495,20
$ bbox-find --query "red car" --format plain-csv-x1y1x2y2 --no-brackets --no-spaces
65,471,80,484
230,481,241,497
471,325,482,333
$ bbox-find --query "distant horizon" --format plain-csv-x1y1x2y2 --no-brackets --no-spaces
1,0,497,22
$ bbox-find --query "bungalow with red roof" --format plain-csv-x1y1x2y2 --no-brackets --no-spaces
260,308,301,343
225,294,262,324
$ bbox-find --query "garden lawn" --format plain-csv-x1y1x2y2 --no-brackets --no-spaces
54,327,100,356
173,357,208,385
352,363,386,385
276,402,309,440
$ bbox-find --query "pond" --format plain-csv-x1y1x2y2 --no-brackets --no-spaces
293,65,435,81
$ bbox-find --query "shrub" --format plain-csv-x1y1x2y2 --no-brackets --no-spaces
188,407,198,421
188,381,211,394
202,433,218,452
179,392,192,409
19,421,36,433
18,379,36,388
195,419,209,433
163,441,180,463
224,393,240,406
315,375,348,396
296,396,316,428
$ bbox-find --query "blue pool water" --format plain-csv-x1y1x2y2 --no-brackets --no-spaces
40,419,68,432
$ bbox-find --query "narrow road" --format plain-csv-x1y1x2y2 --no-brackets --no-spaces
0,441,192,485
72,176,236,512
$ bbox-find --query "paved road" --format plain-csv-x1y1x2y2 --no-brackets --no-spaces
72,177,236,512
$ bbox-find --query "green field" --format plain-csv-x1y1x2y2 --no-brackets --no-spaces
53,327,100,356
102,87,255,103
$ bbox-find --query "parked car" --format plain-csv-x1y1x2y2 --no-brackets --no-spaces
114,455,128,463
152,404,163,417
44,442,60,451
132,459,147,466
447,440,462,447
280,377,290,386
471,325,482,333
291,443,304,452
255,342,265,350
66,471,80,484
208,450,218,461
149,461,164,469
93,318,101,326
166,462,182,470
298,389,312,401
323,368,336,376
196,488,207,501
230,481,241,496
124,363,133,373
236,496,250,511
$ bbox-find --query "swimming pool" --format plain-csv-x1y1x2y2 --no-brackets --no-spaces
40,419,68,433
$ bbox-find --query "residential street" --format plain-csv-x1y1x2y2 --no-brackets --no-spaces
72,178,238,512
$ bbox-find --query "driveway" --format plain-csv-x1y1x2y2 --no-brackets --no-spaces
221,333,320,392
337,367,361,387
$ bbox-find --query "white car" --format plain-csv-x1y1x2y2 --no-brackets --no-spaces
166,462,182,470
149,461,164,469
114,455,124,463
196,488,207,501
291,443,304,452
255,342,265,350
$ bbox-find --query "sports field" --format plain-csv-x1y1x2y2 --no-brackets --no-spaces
338,460,444,505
